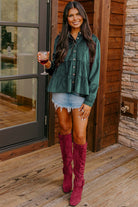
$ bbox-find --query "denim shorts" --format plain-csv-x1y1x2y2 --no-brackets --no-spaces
52,93,85,112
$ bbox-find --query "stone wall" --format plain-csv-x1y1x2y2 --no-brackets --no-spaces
118,0,138,150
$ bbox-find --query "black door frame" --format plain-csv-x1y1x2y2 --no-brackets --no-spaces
0,0,50,151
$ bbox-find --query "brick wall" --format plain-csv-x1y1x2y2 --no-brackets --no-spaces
118,0,138,150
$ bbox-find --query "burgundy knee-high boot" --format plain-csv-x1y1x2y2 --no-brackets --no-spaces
59,133,73,193
70,142,87,206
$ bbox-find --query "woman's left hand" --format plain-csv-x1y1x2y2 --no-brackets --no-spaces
79,104,91,120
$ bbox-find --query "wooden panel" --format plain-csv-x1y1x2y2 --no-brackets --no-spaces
101,133,117,148
79,1,94,13
110,14,124,25
112,0,124,3
108,37,123,49
105,81,120,93
103,0,126,150
48,0,58,146
104,103,120,115
58,0,70,12
51,0,58,51
90,24,93,32
87,12,94,23
93,0,111,151
105,92,120,105
108,48,122,59
104,121,118,137
107,59,121,71
106,71,121,83
104,113,118,126
58,12,63,24
109,25,123,37
77,0,94,2
58,23,62,33
111,2,124,14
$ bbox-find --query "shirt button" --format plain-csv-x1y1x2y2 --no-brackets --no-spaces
73,50,76,53
73,66,75,68
73,58,76,61
73,73,75,76
72,81,75,83
77,37,79,39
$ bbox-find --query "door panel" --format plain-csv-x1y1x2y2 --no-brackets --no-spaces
0,0,49,150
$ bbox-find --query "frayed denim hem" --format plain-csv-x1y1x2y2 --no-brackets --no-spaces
52,98,81,113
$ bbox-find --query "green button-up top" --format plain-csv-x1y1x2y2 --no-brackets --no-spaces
47,33,100,107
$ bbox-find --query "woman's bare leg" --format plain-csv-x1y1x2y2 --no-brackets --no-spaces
56,107,72,135
72,108,88,145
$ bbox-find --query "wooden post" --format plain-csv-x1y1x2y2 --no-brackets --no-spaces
93,0,111,151
48,0,58,146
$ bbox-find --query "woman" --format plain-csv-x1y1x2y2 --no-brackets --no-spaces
38,1,100,206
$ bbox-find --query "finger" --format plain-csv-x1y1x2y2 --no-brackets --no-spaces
37,53,41,61
80,110,87,119
46,52,50,60
79,111,84,118
83,112,88,120
80,104,85,113
84,110,90,118
37,52,41,57
79,110,85,119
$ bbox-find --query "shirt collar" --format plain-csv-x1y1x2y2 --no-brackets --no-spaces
68,32,82,42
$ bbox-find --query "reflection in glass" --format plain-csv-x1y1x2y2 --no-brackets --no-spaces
0,26,38,76
0,79,37,129
0,0,39,23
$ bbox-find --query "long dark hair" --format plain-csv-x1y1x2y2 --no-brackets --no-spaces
55,1,96,68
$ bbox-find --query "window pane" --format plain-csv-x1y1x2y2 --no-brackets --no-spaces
0,26,38,76
0,0,39,23
0,78,37,129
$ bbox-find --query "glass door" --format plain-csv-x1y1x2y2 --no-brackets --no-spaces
0,0,50,149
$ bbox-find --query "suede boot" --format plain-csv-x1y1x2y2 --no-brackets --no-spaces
59,133,73,193
70,142,87,206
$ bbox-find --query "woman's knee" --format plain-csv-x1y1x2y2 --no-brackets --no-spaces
73,131,86,145
59,121,72,135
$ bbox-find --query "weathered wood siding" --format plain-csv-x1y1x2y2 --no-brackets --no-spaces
102,0,126,148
